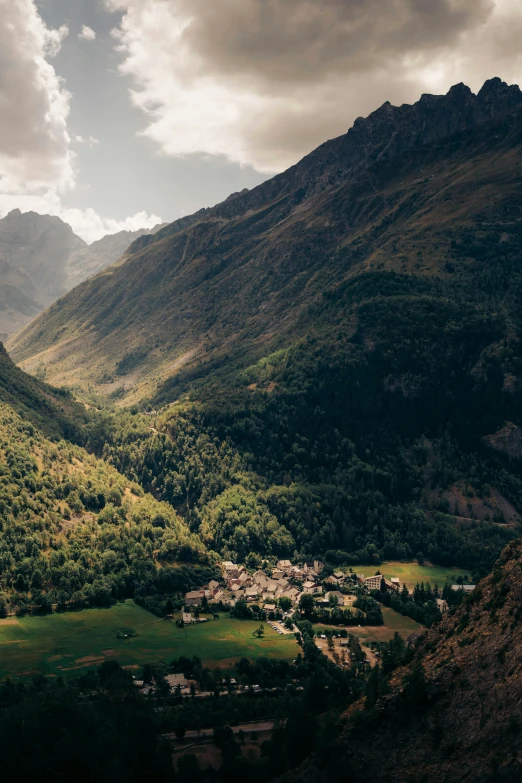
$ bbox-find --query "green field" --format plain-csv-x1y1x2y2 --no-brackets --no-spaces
0,601,299,680
347,560,471,589
315,606,422,646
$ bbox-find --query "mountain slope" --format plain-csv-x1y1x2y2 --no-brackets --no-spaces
283,539,522,783
0,340,92,442
0,400,208,617
0,210,163,337
8,78,522,403
8,78,522,575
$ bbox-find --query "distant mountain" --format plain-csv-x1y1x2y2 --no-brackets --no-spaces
0,210,164,338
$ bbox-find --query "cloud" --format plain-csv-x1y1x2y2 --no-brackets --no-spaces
0,2,161,244
78,25,96,41
106,0,522,173
74,135,100,147
0,0,72,188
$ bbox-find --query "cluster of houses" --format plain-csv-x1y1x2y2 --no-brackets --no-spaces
183,560,412,614
183,558,476,617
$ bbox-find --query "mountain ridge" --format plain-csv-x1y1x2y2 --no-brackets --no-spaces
8,78,522,404
0,209,164,338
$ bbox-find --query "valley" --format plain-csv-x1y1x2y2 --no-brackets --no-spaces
1,78,522,782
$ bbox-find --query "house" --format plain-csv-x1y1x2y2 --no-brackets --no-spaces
239,572,251,584
343,594,357,606
254,572,270,589
277,560,293,573
364,574,383,591
222,561,240,579
208,580,219,590
271,568,283,580
304,560,324,576
303,581,321,595
334,571,344,580
245,587,259,601
325,591,345,605
264,603,277,612
390,577,401,589
185,590,205,606
356,573,365,582
265,582,278,595
451,584,476,592
324,575,340,587
290,567,305,580
166,673,189,690
383,578,399,592
182,612,193,624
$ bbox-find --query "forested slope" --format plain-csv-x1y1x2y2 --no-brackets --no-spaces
0,402,209,615
281,539,522,783
8,78,522,575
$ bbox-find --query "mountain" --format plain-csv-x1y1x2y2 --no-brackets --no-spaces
0,210,164,338
282,539,522,783
8,78,522,401
7,77,522,575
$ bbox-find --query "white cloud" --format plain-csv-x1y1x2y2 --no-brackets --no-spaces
78,25,96,41
0,0,72,188
74,135,100,147
0,2,161,245
106,0,522,173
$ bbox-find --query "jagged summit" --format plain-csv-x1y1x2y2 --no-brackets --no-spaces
9,75,522,411
129,78,522,257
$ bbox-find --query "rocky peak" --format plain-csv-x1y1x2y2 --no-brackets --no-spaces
133,78,522,253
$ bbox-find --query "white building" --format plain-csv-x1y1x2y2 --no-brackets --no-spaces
365,574,383,591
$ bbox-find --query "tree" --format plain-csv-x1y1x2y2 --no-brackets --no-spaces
174,724,186,740
278,596,292,612
190,682,196,698
299,593,315,618
254,623,265,638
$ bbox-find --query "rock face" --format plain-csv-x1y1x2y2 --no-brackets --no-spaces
284,540,522,783
0,210,163,337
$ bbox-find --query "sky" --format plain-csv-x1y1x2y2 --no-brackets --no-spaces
1,0,522,243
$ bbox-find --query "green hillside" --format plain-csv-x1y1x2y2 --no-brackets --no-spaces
7,80,522,577
0,402,209,616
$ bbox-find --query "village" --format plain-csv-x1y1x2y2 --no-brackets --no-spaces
184,558,440,620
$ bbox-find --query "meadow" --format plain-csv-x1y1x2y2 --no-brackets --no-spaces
315,606,422,646
0,601,299,680
347,560,471,589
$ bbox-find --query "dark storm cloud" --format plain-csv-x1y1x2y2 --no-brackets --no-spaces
178,0,493,84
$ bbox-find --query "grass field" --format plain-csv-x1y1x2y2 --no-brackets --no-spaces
314,606,422,646
347,560,471,589
0,601,299,680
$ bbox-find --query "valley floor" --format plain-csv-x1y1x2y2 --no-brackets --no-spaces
0,601,299,680
0,600,421,680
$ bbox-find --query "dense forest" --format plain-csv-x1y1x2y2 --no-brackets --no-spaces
0,403,214,615
100,250,522,578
